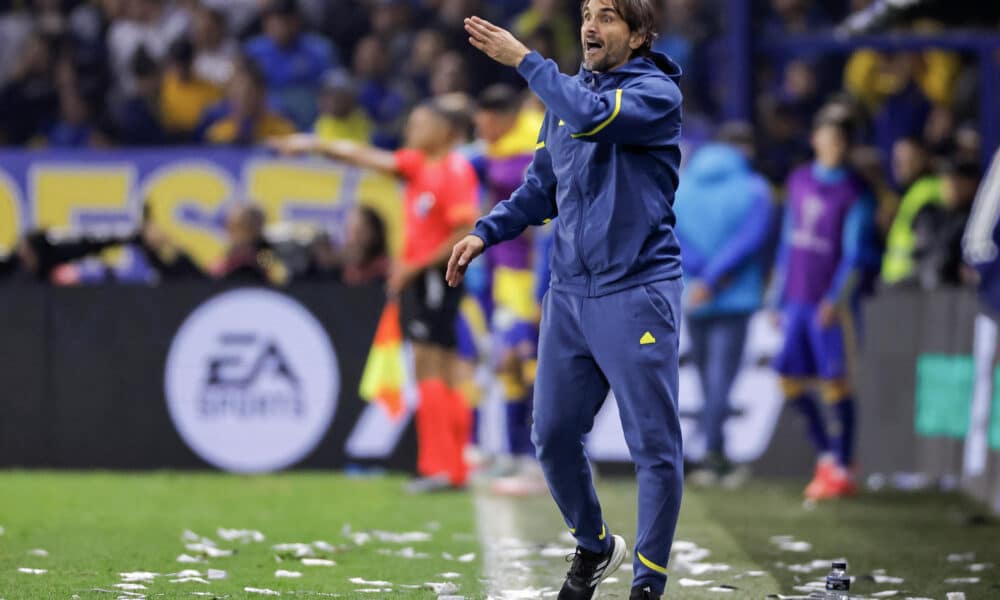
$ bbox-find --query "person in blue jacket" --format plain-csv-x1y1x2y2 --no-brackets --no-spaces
447,2,683,599
673,136,773,484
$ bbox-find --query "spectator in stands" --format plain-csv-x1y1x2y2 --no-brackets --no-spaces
216,204,289,285
655,0,717,116
244,0,340,127
0,31,59,145
133,203,204,283
190,4,237,87
352,35,411,149
336,205,390,286
46,57,105,148
107,0,188,98
160,38,224,140
674,126,774,485
405,28,448,98
113,46,166,145
911,160,981,289
511,0,577,70
430,51,471,97
313,70,372,145
764,0,830,35
882,136,943,285
1,229,120,284
201,59,297,146
369,0,416,68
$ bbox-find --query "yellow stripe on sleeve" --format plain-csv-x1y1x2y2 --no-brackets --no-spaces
571,89,623,138
535,141,546,150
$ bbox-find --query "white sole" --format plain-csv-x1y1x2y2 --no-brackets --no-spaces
593,534,628,599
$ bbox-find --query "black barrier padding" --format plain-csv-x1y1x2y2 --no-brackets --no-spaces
0,287,49,466
0,283,401,471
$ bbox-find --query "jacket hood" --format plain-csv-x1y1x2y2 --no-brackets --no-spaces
581,50,682,84
685,143,750,182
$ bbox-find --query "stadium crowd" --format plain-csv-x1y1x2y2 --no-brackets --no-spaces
0,0,994,293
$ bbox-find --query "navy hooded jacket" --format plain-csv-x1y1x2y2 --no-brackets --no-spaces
471,50,683,297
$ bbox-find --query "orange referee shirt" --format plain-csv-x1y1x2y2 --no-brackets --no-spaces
395,149,480,268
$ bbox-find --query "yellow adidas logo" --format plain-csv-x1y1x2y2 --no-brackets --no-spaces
640,331,656,345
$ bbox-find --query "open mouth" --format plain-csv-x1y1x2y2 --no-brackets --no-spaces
585,40,604,52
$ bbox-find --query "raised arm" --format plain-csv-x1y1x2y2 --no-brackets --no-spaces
268,134,399,176
515,52,681,146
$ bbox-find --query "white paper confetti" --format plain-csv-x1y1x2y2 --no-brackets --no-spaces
112,583,147,591
176,554,205,564
605,577,619,584
301,558,336,567
349,577,392,586
872,592,900,598
424,582,459,594
272,543,315,558
376,546,429,559
873,574,905,584
217,528,265,543
28,548,48,557
944,578,980,584
947,552,976,563
185,543,233,557
275,570,302,578
373,530,433,543
175,569,202,578
439,572,461,579
539,546,577,558
737,571,768,578
968,563,992,572
119,572,158,582
207,569,227,580
17,568,46,574
687,563,732,576
946,593,967,600
0,526,5,535
708,586,735,593
169,577,210,584
678,578,715,587
312,540,336,552
457,553,476,563
181,530,201,542
245,587,281,595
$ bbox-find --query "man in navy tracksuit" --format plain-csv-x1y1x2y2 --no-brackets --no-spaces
447,2,683,598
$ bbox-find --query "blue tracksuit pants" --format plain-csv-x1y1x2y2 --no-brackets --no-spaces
532,278,684,593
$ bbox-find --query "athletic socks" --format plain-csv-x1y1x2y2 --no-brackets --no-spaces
789,393,832,455
830,397,856,468
415,378,471,486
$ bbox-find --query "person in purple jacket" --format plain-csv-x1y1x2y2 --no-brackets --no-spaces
473,84,549,494
447,1,683,598
771,114,879,502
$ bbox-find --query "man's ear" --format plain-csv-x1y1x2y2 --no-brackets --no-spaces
628,30,646,51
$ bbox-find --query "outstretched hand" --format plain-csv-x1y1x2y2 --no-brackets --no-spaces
446,235,486,287
464,16,531,67
267,133,318,156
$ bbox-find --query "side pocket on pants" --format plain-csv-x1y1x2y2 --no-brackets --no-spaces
641,281,680,332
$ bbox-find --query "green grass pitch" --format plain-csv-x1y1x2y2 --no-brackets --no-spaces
0,472,998,598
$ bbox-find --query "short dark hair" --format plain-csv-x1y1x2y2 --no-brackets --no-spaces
423,93,474,137
582,0,660,54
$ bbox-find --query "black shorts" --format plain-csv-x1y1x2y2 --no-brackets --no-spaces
399,266,463,349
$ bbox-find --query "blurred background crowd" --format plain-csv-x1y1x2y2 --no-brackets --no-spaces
0,0,997,295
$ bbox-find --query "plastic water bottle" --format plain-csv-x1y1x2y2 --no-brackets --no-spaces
825,561,850,598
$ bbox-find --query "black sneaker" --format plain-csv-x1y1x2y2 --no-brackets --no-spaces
629,585,661,600
557,534,627,600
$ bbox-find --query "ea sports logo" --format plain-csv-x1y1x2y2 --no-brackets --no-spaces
165,289,339,472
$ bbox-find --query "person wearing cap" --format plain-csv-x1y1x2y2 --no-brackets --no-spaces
313,71,372,145
244,0,340,127
269,95,480,494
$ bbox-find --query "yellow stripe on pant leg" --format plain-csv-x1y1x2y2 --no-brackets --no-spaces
637,552,668,575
